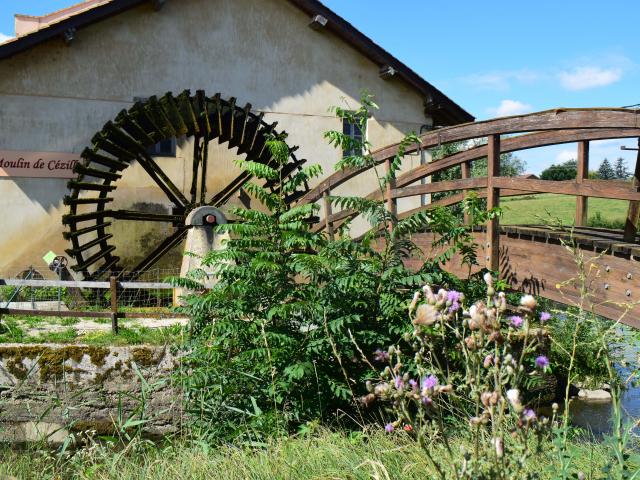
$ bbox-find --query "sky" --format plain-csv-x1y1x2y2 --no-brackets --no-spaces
1,0,639,174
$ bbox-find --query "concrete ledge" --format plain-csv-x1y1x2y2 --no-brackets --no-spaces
0,344,182,443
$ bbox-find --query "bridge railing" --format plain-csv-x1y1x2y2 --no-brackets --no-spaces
301,108,640,271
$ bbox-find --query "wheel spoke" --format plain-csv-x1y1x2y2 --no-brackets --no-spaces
137,153,189,207
111,210,184,222
190,134,201,204
127,228,189,279
208,171,251,207
200,133,210,204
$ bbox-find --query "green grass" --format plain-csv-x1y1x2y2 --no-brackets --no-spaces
0,430,621,480
0,317,185,346
500,193,629,227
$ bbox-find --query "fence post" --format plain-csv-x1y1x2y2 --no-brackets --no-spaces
623,138,640,243
322,190,335,241
385,158,397,230
575,141,589,227
486,135,501,272
110,276,119,334
462,161,472,225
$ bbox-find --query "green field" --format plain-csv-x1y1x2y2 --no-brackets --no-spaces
500,193,629,227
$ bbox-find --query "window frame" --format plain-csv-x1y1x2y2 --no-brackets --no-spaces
342,115,367,158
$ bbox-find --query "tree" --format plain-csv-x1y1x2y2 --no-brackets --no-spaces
614,157,630,179
597,158,615,180
540,160,577,181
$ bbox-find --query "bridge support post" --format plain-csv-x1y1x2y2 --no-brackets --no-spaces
486,135,501,271
323,190,335,241
462,161,472,225
623,138,640,243
385,158,397,230
575,141,589,227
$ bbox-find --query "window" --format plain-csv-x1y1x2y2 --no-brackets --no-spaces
342,117,364,158
147,137,176,157
133,97,177,157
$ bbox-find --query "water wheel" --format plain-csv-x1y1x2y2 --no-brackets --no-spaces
62,90,310,280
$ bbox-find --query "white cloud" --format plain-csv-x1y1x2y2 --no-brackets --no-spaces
558,67,622,91
488,100,533,117
462,69,540,91
556,150,576,163
0,33,13,44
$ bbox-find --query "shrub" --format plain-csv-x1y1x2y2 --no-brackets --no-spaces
176,93,497,441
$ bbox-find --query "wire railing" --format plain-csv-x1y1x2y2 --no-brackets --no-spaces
0,268,186,334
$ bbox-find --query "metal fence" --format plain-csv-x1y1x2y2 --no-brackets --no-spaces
0,268,187,334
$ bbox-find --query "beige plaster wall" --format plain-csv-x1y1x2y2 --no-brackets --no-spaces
0,0,432,273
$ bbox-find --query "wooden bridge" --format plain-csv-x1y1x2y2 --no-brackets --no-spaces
299,108,640,326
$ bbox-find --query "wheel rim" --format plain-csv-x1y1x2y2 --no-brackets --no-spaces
63,90,310,280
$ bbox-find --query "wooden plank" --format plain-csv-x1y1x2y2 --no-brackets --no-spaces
394,128,640,190
575,141,589,226
624,138,640,242
300,124,640,206
461,161,471,224
0,279,175,289
493,177,640,201
322,190,335,241
0,309,111,319
391,177,486,200
487,135,501,271
120,312,189,319
110,276,119,334
385,158,397,222
0,279,109,288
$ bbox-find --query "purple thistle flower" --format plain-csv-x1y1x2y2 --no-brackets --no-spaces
510,316,524,328
394,377,405,390
373,349,390,362
447,290,463,303
540,312,551,322
385,423,395,433
523,408,537,422
408,379,418,390
535,355,550,369
422,374,438,390
447,291,463,313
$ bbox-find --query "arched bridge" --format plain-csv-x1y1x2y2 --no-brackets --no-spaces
299,108,640,326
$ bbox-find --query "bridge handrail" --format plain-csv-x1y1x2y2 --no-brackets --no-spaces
300,108,640,205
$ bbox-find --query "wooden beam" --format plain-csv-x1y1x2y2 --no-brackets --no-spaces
461,161,472,224
385,158,397,224
487,135,501,271
493,177,640,201
624,138,640,242
299,126,640,205
322,190,335,241
575,141,589,226
391,177,486,200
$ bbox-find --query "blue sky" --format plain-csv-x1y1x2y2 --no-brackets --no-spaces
1,0,638,173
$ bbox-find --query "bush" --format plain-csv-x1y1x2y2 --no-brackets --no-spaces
540,161,577,181
177,93,496,441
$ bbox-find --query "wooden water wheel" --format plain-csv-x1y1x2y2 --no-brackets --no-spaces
63,90,310,280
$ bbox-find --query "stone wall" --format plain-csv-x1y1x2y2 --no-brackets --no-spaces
0,344,182,443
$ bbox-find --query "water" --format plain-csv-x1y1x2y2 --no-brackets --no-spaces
568,330,640,436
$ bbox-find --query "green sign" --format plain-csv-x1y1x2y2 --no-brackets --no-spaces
43,251,58,265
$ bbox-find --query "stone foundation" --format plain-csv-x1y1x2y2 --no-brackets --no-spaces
0,344,182,443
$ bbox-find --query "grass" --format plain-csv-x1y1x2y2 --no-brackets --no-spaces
500,193,628,227
0,430,620,480
0,316,185,346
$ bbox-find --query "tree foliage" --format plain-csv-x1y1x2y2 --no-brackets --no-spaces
540,160,577,181
176,93,499,442
597,158,616,180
